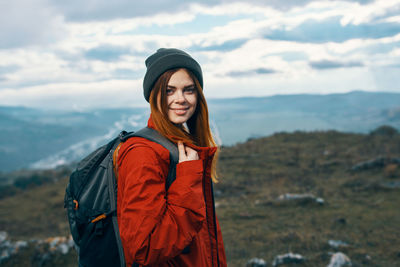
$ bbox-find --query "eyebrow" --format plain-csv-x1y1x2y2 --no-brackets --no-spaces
167,84,195,89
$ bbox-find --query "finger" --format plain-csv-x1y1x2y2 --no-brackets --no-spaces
184,145,190,153
184,145,192,156
185,147,199,160
178,141,186,161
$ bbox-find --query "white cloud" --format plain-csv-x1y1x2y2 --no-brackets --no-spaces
67,11,197,38
1,0,399,109
389,47,400,56
0,0,66,49
0,79,145,109
340,0,400,25
384,15,400,23
204,65,380,98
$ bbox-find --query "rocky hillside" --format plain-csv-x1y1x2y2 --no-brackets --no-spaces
1,125,400,266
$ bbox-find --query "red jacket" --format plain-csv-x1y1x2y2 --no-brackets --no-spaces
116,116,227,267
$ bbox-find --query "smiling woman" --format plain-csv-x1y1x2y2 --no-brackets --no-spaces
115,48,227,267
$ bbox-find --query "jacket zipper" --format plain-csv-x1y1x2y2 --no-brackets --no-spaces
210,181,220,267
203,156,220,266
203,157,214,266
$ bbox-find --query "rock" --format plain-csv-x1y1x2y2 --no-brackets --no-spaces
272,252,305,266
0,232,7,243
276,193,324,205
0,232,19,263
45,235,75,255
351,156,400,172
328,240,349,249
254,199,273,206
351,156,385,171
327,252,352,267
323,150,331,156
214,189,223,197
214,201,227,208
14,240,28,253
0,231,12,263
247,257,267,267
0,233,75,263
333,218,347,225
379,181,400,189
67,236,75,248
49,237,61,248
33,251,52,266
1,248,11,263
58,243,70,255
362,254,372,264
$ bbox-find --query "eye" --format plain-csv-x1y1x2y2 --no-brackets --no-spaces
166,88,174,95
184,87,195,94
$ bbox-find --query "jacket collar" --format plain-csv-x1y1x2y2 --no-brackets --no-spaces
147,113,157,130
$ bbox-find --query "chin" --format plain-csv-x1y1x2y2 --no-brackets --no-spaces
170,117,188,125
168,112,194,125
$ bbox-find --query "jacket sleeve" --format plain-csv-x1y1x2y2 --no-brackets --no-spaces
117,143,206,266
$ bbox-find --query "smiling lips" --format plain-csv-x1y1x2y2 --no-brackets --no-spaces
170,107,189,115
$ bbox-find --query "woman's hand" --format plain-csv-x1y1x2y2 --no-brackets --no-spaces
178,141,199,163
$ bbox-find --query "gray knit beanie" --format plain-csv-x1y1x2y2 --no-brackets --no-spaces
143,48,203,102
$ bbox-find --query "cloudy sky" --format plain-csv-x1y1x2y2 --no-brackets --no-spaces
0,0,399,110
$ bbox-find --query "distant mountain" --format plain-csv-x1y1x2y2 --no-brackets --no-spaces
0,107,149,172
207,90,400,144
0,90,399,172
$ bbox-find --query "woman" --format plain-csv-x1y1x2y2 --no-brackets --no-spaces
115,48,227,267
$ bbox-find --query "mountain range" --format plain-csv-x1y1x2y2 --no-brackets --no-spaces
0,90,399,172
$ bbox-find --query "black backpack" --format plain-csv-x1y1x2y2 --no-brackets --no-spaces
64,127,179,267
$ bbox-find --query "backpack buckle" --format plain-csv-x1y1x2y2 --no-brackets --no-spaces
73,200,79,210
119,131,128,141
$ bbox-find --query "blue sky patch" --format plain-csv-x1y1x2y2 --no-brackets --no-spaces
310,59,364,69
113,68,144,79
84,45,131,62
0,65,20,74
263,16,400,43
116,13,250,36
190,38,248,52
226,67,276,77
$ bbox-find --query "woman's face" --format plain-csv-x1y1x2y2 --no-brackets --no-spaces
163,68,198,125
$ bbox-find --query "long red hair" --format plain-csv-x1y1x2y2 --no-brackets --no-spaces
149,68,219,182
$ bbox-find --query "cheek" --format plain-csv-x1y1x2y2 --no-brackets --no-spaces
189,95,198,108
166,95,173,106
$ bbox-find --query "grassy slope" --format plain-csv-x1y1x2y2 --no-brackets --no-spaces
0,177,70,240
215,129,400,266
1,129,399,266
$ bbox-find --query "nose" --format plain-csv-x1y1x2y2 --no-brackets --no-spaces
174,89,186,103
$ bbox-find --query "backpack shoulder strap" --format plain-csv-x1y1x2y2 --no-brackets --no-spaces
120,127,179,191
